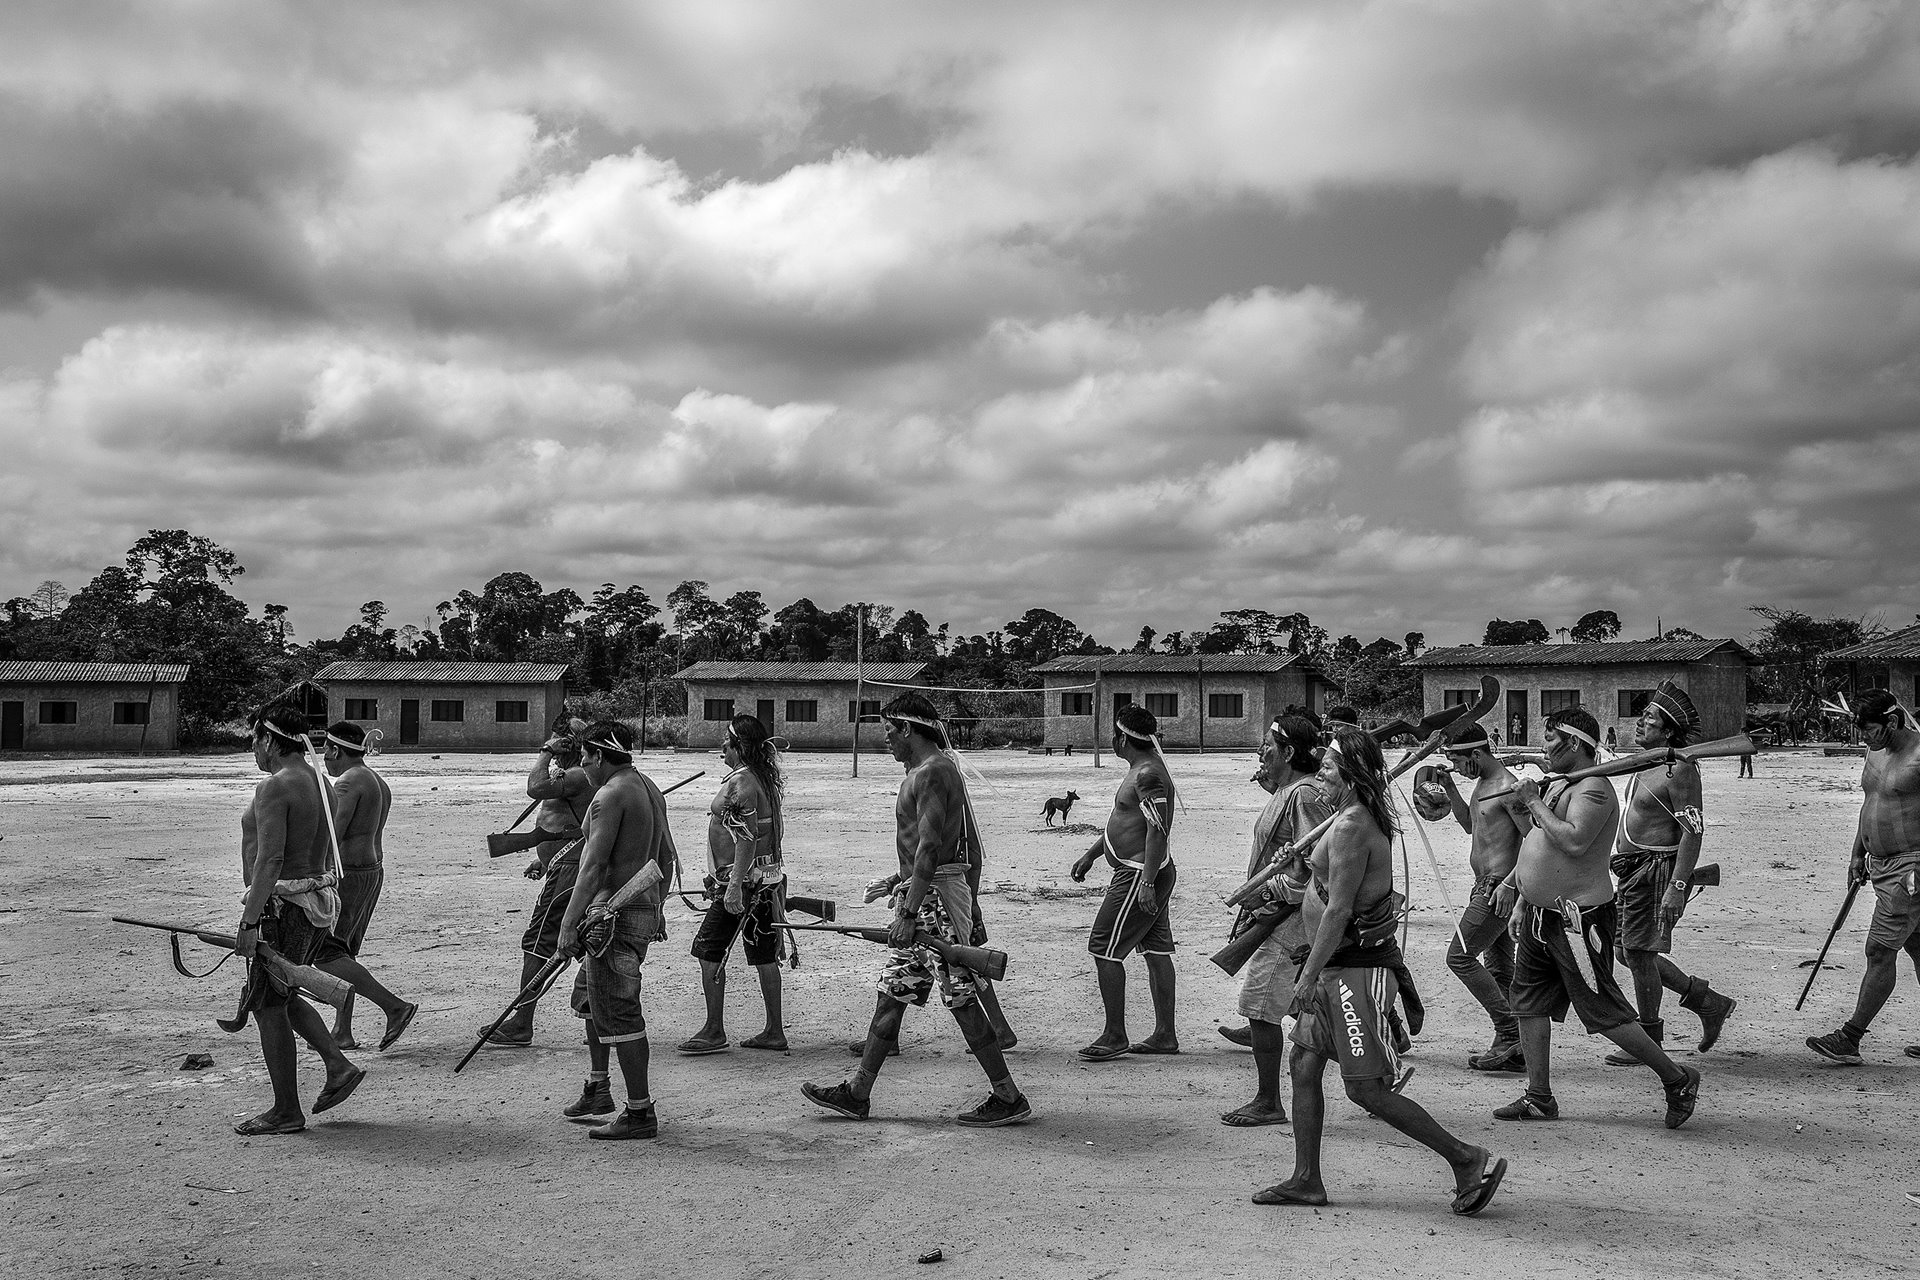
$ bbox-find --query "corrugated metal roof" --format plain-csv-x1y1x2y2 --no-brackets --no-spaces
672,662,928,683
1405,639,1753,669
1827,623,1920,661
0,661,190,684
1030,654,1307,673
313,660,571,684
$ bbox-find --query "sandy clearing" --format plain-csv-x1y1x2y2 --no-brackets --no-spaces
1,748,1915,1279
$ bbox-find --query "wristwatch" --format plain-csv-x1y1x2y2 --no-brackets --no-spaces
1668,878,1688,893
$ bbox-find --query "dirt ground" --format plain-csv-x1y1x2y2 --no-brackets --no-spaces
2,746,1916,1279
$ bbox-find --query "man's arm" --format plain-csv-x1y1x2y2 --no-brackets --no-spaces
1433,772,1473,834
526,753,584,802
1134,767,1173,897
1507,778,1612,857
718,776,756,912
1070,835,1102,882
237,780,288,952
1289,820,1365,1006
1661,764,1705,926
556,794,618,953
891,771,949,946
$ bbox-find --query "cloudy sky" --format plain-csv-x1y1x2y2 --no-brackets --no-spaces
5,1,1920,648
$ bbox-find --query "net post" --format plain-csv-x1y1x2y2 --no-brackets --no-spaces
1093,670,1103,768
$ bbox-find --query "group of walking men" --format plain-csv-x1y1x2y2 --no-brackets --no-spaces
221,678,1920,1215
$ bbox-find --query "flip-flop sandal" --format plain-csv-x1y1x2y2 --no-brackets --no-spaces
1451,1151,1508,1216
1905,1045,1920,1059
378,1003,420,1051
1128,1041,1181,1055
676,1038,730,1056
1252,1182,1327,1206
233,1114,306,1136
313,1064,366,1115
1220,1106,1288,1127
1076,1042,1131,1061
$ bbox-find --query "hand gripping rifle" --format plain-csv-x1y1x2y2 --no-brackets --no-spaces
1480,734,1758,801
782,923,1009,982
113,916,355,1032
488,770,704,859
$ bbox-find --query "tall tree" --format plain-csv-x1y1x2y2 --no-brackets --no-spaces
1003,607,1087,665
1484,618,1550,645
1748,606,1875,731
1570,609,1622,643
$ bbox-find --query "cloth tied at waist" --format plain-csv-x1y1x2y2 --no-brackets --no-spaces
268,872,341,930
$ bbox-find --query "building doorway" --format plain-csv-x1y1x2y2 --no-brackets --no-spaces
756,699,775,731
1507,690,1528,747
1,701,22,749
400,699,420,746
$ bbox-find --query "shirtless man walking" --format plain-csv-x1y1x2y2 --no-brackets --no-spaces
802,692,1031,1126
1070,704,1179,1059
1254,727,1506,1215
1605,683,1736,1064
232,705,364,1135
555,721,676,1139
1807,689,1920,1065
314,722,418,1052
1413,720,1527,1072
1492,707,1700,1128
481,729,597,1046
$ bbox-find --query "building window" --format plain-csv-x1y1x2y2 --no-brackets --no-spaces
1112,692,1132,720
786,699,818,723
1207,693,1244,718
1541,690,1580,715
40,701,77,724
1144,692,1178,718
430,699,464,722
1443,689,1479,707
112,702,149,725
1060,692,1092,716
1617,689,1652,718
344,698,378,721
847,699,881,722
703,699,735,722
496,700,529,723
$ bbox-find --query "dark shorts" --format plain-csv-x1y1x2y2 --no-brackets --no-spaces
242,901,326,1012
1510,900,1638,1034
1867,853,1920,950
1088,862,1177,959
522,857,578,959
690,878,783,967
1613,852,1676,953
570,910,660,1045
313,865,383,964
1290,965,1401,1081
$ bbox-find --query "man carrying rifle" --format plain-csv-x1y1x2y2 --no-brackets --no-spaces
1255,727,1506,1215
1605,683,1736,1065
1807,689,1920,1065
1219,714,1330,1127
314,722,418,1052
479,726,597,1047
1413,720,1527,1073
802,692,1031,1126
232,704,365,1136
554,720,676,1139
1492,707,1701,1128
680,712,789,1054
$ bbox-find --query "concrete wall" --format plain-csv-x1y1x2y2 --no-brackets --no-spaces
1845,659,1920,707
1041,670,1315,750
0,682,181,752
325,680,565,751
1420,653,1749,748
682,679,910,750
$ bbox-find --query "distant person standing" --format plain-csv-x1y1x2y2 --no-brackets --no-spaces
314,723,417,1052
1738,751,1754,779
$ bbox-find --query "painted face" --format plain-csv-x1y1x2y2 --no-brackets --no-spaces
1543,728,1581,771
1859,717,1893,750
1634,707,1667,749
1444,747,1482,780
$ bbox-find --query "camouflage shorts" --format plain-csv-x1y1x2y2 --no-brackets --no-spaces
876,875,978,1010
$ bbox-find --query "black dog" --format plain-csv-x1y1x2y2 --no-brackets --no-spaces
1041,791,1081,826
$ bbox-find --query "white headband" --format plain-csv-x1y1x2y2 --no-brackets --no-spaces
326,728,382,756
1114,721,1158,745
585,734,633,757
1550,721,1598,750
886,712,946,732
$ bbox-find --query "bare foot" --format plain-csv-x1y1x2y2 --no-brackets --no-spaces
332,1030,359,1051
1220,1100,1289,1127
740,1030,789,1051
1252,1178,1327,1206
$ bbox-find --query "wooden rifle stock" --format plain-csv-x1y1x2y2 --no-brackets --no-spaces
1224,811,1338,907
782,923,1008,982
112,915,354,1011
1483,735,1759,801
1209,905,1297,977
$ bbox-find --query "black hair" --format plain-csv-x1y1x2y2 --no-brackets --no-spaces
881,691,949,747
1325,704,1359,727
727,712,785,808
325,721,367,751
1856,689,1902,729
1114,703,1159,744
1545,705,1601,752
582,718,636,762
1326,726,1396,837
1270,714,1322,774
250,703,309,756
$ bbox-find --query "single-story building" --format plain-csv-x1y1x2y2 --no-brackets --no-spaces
313,660,571,751
672,662,928,750
1404,639,1756,748
0,661,189,753
1826,623,1920,708
1028,654,1337,751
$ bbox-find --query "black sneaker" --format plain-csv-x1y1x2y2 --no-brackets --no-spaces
563,1078,614,1121
1806,1029,1863,1066
1469,1040,1525,1073
802,1081,870,1119
956,1090,1031,1127
1663,1065,1701,1130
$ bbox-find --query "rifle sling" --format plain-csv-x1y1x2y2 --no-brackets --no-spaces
170,931,236,980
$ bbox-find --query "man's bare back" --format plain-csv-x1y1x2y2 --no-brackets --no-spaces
241,765,330,906
332,763,390,870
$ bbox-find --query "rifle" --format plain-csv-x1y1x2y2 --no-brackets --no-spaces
679,884,838,923
1482,735,1757,800
1794,878,1863,1011
455,953,569,1074
1209,902,1298,977
782,923,1009,982
488,770,705,859
113,916,355,1031
1224,810,1338,907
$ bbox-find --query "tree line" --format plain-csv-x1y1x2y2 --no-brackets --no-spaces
0,530,1887,744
